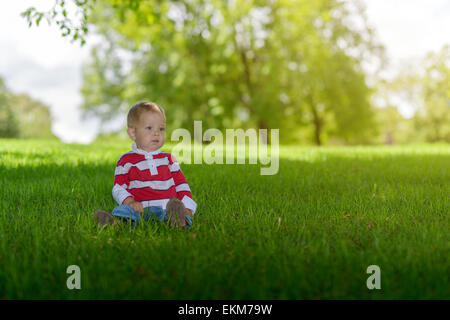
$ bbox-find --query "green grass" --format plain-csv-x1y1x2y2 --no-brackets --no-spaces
0,139,449,299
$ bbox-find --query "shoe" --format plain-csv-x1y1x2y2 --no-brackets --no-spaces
94,210,116,227
166,198,187,228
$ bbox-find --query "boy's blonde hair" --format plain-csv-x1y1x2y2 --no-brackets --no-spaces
127,101,166,128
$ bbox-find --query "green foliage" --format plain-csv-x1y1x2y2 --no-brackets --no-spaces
10,94,58,140
383,45,450,143
21,0,93,46
0,77,57,140
373,106,414,145
0,79,20,138
23,0,385,145
414,45,450,142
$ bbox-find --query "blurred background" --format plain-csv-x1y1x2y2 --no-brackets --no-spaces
0,0,449,145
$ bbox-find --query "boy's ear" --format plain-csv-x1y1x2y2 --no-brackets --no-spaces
127,127,136,141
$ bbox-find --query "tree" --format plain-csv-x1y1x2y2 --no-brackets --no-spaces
23,0,385,145
10,94,58,140
415,45,450,142
373,105,414,145
0,77,57,139
0,79,19,138
380,45,450,143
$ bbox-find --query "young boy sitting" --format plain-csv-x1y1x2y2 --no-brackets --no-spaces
94,101,197,228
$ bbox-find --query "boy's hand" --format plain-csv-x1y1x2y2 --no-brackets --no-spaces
123,197,144,214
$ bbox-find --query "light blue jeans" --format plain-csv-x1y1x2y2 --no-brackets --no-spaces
112,204,193,228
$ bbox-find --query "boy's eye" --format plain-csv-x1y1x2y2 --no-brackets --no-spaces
146,127,152,130
160,127,165,131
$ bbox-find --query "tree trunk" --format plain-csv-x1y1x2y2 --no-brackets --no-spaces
258,119,271,144
308,93,322,146
312,107,322,146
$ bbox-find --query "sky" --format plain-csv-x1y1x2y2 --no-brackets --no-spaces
0,0,449,144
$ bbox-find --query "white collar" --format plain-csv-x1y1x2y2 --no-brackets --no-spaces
132,143,162,156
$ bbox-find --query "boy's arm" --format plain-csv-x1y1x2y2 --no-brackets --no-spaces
112,155,144,214
112,184,133,205
112,157,134,205
169,155,197,215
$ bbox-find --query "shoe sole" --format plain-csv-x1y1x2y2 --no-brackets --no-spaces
94,210,116,227
166,198,187,228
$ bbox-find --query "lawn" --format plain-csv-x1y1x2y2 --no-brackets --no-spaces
0,139,448,299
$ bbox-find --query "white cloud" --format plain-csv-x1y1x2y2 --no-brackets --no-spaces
363,0,450,65
0,1,100,143
362,0,450,117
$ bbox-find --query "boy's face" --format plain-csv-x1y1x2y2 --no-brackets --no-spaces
127,110,166,152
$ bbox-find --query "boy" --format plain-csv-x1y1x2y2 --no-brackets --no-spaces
94,101,197,229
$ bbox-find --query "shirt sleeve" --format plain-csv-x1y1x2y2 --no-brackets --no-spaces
112,156,133,205
168,154,197,214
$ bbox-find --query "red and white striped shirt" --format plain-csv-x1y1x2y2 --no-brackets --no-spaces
112,144,197,214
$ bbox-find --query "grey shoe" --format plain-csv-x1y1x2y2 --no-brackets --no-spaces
166,198,187,228
94,210,116,227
